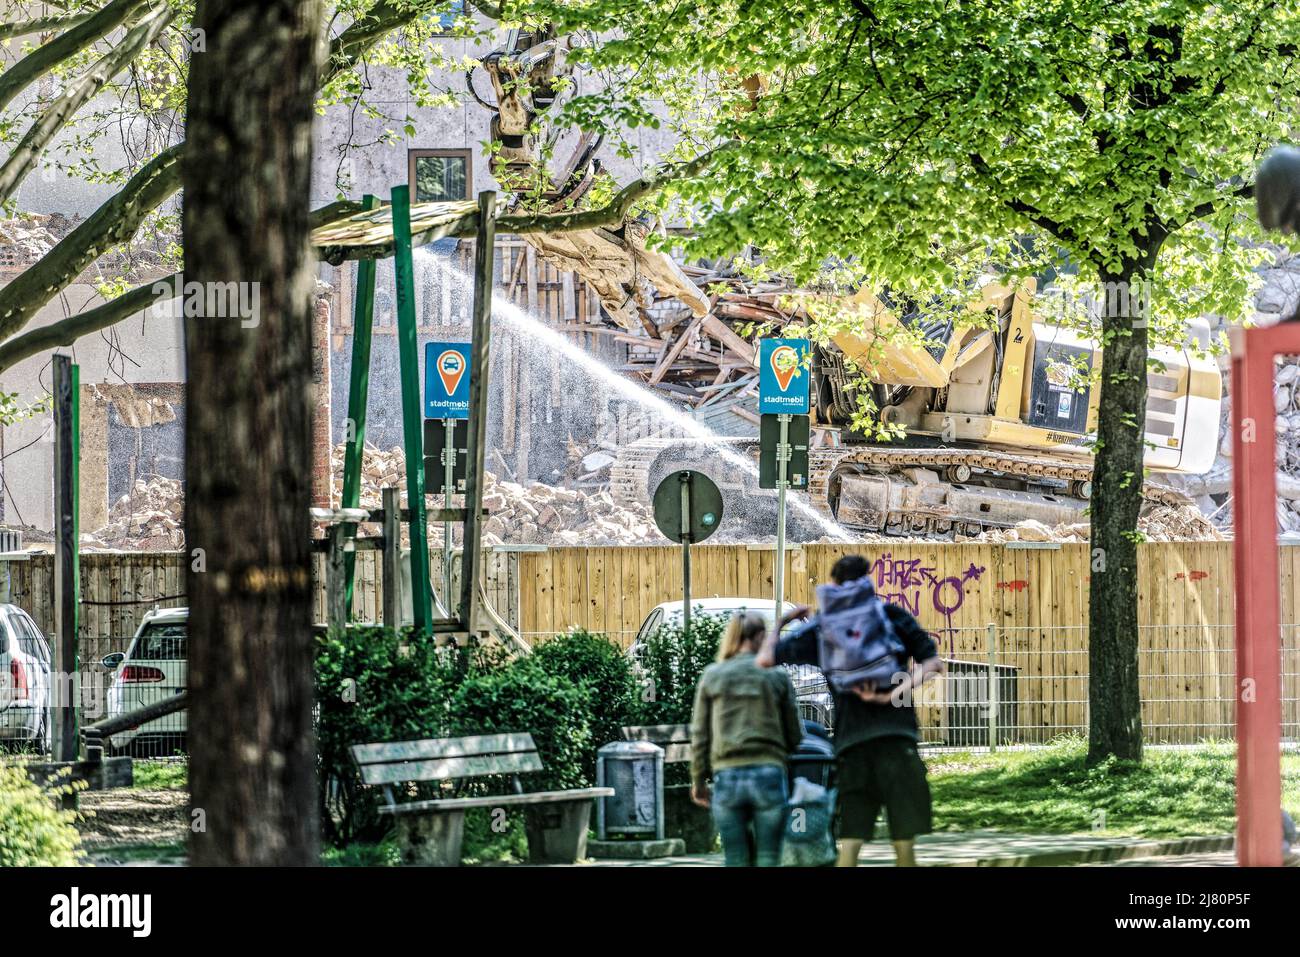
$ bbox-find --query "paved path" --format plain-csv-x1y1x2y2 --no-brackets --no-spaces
583,831,1236,867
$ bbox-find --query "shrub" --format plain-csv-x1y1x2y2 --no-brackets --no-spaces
630,613,725,727
531,629,638,774
0,763,81,866
449,659,594,792
315,625,503,844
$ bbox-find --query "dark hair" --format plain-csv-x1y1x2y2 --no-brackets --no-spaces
830,554,870,584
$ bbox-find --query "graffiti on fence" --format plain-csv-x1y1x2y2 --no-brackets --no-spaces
869,553,986,646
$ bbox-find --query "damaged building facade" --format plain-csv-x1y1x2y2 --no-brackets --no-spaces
3,9,1300,548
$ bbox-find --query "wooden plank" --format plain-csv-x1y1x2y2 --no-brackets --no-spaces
351,732,538,764
382,786,615,815
648,315,704,386
358,751,545,786
700,314,756,366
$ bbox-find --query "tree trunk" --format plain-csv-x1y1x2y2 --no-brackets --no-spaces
183,0,324,865
1087,260,1151,764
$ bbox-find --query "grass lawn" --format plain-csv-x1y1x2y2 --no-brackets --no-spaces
926,737,1300,838
130,759,188,791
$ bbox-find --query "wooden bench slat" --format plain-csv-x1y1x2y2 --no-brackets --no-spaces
351,732,538,766
379,787,615,816
661,744,692,764
621,724,692,763
359,750,544,786
620,723,690,744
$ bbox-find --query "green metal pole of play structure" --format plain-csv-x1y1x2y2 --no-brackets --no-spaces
339,195,380,617
52,355,80,774
391,185,433,634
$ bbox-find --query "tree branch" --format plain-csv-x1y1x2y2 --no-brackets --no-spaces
0,271,180,377
0,3,175,204
0,0,429,347
0,143,183,342
0,10,95,40
314,141,737,262
1167,181,1256,233
503,141,736,234
0,0,150,113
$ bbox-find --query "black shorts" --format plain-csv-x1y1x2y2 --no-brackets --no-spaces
836,737,932,842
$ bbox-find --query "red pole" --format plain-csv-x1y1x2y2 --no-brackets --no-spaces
1230,323,1300,866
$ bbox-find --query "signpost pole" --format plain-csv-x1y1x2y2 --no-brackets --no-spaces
52,355,79,775
458,191,497,633
679,472,692,633
774,413,790,612
340,194,379,617
443,418,454,608
391,184,432,636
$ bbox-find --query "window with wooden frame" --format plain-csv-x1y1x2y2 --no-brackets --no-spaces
409,149,471,204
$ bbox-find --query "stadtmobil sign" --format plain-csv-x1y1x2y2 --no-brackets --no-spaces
424,341,472,419
758,338,810,415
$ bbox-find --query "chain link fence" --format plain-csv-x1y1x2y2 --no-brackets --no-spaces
525,621,1300,747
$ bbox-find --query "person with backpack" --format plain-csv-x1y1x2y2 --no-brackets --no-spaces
690,611,805,866
757,554,945,867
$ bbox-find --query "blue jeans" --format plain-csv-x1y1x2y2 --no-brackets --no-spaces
712,764,789,867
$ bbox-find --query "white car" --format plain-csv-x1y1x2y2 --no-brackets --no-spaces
0,603,52,752
103,607,188,754
629,597,834,728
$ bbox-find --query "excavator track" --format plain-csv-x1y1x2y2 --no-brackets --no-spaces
807,446,1189,507
610,436,1192,539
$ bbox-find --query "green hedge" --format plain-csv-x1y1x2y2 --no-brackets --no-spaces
315,619,722,854
530,629,638,777
629,616,724,726
0,763,80,866
315,626,503,843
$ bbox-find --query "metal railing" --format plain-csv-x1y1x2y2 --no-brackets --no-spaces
526,623,1300,748
911,623,1299,747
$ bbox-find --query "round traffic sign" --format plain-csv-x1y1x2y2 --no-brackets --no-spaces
652,470,724,544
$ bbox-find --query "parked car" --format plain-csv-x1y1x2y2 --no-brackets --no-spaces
103,607,188,755
0,603,52,752
629,597,834,728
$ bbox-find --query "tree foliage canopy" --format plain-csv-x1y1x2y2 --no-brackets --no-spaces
528,0,1297,331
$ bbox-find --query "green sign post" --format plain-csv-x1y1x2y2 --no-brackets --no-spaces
391,185,432,634
652,470,723,631
339,195,380,617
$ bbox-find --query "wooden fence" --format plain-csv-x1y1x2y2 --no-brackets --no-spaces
516,541,1295,642
515,541,1300,744
2,542,1295,743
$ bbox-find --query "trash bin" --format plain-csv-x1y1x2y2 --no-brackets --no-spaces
788,719,835,789
595,741,664,841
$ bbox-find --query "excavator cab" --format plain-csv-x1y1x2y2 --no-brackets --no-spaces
807,280,1222,534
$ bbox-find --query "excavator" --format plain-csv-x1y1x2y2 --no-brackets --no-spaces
453,26,1223,539
611,278,1224,538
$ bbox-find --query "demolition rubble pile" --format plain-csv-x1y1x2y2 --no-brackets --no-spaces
1204,358,1300,535
84,476,185,550
328,443,660,546
966,502,1226,545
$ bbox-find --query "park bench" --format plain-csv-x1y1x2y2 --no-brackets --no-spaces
351,731,613,866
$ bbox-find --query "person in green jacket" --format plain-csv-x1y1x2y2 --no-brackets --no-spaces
690,611,804,866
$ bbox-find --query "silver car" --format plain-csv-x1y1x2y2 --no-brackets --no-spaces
0,603,52,752
103,607,188,754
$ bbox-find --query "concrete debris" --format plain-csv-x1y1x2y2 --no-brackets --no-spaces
328,442,660,546
1187,350,1300,534
964,503,1225,544
82,476,185,551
